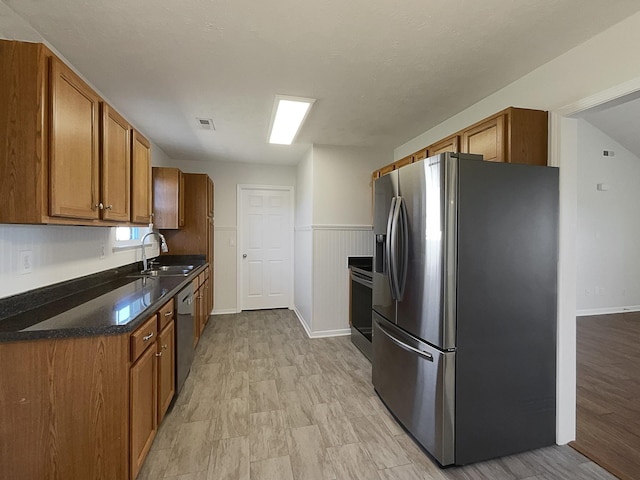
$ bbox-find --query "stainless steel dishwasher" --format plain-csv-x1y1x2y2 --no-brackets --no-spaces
175,283,195,394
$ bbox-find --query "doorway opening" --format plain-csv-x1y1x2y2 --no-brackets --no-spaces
554,87,640,480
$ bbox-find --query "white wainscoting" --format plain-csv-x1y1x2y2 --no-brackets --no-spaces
311,225,373,335
294,226,313,333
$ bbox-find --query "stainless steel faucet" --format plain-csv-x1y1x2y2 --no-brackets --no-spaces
141,232,169,272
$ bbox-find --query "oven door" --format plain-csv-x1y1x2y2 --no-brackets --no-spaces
350,268,373,360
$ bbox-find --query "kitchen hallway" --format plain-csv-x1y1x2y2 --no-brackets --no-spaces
138,309,614,480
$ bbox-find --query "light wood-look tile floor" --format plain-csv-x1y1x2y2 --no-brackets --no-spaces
139,309,616,480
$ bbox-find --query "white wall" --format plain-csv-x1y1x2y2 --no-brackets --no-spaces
393,10,640,446
576,119,640,314
312,145,384,225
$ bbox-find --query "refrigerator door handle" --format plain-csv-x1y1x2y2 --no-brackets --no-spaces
396,196,409,300
376,321,434,362
389,196,403,300
386,196,398,298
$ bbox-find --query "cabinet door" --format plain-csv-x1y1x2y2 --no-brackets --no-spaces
207,217,214,264
131,130,153,224
101,104,131,221
130,344,157,480
207,177,214,218
461,115,506,162
179,170,185,227
411,148,428,162
428,135,459,156
157,321,175,424
204,276,211,326
379,163,395,176
152,167,182,229
393,155,413,170
49,57,100,219
194,286,202,347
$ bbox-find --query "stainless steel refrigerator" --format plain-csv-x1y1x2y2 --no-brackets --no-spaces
372,152,558,466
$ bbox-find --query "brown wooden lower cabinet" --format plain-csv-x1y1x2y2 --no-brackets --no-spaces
130,338,158,480
157,320,175,424
0,299,178,480
0,334,129,480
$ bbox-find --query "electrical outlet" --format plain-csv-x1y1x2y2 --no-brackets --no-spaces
100,243,106,259
19,250,33,274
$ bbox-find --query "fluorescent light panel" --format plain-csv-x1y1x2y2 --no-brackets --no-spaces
269,95,315,145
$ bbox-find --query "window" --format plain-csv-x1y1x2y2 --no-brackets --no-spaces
114,226,149,248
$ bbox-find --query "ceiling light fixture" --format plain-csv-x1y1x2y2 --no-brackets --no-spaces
268,95,316,145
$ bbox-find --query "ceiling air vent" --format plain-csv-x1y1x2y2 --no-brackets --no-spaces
196,117,215,130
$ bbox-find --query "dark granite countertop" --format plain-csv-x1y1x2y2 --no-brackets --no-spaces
0,256,207,343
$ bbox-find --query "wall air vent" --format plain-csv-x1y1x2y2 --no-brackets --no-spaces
196,117,215,130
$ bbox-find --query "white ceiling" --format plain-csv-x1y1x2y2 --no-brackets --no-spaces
3,0,640,166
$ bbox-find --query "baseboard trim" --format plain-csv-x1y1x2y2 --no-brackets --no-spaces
576,305,640,316
292,307,350,338
293,307,312,338
308,328,351,338
211,308,238,315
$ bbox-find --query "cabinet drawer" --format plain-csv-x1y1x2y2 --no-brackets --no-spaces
157,299,175,331
131,315,158,362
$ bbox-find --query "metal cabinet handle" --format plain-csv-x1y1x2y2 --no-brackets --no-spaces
155,352,162,357
143,332,154,341
242,253,247,258
164,311,173,317
162,344,168,350
105,204,113,210
94,202,104,210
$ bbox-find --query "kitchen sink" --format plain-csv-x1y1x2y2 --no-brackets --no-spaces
129,265,196,277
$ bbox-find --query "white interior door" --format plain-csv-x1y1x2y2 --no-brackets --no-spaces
239,186,293,310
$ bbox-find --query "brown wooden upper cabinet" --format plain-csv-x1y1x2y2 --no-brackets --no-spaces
0,39,151,226
161,174,215,263
428,135,459,156
460,108,548,165
49,56,101,220
372,107,548,179
131,130,153,225
412,148,428,162
101,104,131,221
152,167,184,229
461,115,505,162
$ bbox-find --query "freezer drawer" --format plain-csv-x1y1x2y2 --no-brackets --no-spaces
372,312,455,466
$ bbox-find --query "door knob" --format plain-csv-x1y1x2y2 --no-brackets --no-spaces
242,254,247,258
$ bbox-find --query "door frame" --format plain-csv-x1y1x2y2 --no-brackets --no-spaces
550,77,640,444
236,184,295,313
